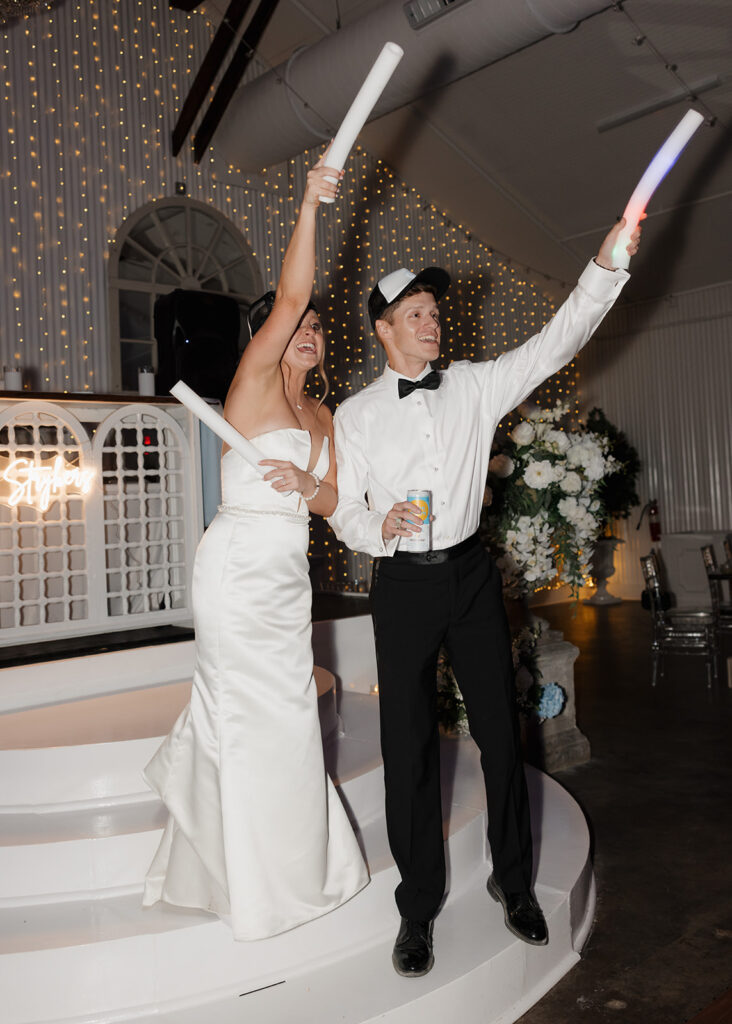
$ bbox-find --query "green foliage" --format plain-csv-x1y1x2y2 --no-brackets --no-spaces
585,407,641,526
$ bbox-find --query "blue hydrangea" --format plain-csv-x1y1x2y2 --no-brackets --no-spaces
537,682,565,720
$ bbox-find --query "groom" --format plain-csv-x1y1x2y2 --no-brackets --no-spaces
327,219,639,977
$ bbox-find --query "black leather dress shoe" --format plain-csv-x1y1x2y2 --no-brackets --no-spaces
392,917,434,977
487,874,548,946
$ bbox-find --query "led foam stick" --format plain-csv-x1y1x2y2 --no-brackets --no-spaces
319,41,404,202
612,109,705,269
171,380,266,475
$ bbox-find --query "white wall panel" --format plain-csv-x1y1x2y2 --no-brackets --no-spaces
577,281,732,595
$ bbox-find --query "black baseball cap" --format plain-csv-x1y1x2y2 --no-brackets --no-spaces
247,292,319,338
368,266,450,328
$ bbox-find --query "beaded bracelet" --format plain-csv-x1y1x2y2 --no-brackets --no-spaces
302,472,321,502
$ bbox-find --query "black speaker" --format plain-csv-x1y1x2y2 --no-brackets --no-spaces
154,289,241,405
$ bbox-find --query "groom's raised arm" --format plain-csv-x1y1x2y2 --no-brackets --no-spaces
326,406,399,559
472,219,639,423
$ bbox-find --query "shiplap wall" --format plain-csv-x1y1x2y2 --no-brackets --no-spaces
576,280,732,597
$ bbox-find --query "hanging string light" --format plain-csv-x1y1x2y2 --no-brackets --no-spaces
0,0,53,25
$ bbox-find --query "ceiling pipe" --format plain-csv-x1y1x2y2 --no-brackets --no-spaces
214,0,611,172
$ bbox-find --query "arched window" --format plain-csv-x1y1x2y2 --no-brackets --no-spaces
108,199,263,391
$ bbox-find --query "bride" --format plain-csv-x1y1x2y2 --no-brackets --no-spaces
143,156,369,940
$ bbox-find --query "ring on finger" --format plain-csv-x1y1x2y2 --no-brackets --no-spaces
395,516,401,529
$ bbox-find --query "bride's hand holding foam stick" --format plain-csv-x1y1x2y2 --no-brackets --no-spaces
302,152,344,208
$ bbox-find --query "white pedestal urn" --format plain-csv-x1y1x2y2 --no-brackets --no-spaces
522,621,591,773
584,535,624,606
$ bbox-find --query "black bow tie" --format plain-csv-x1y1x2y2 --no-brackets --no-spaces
397,370,441,399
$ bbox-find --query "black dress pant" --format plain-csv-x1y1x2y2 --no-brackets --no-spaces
370,540,533,921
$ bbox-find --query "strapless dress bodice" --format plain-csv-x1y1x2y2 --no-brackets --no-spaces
220,428,329,516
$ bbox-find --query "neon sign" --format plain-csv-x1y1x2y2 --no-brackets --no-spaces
2,456,96,511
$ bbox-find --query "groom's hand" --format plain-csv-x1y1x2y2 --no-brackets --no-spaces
382,501,424,541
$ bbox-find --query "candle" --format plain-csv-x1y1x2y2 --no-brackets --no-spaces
4,368,22,391
138,367,155,396
612,109,705,269
170,381,266,475
319,41,404,202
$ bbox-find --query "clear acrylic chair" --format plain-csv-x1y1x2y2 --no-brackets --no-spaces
700,544,732,649
640,552,717,689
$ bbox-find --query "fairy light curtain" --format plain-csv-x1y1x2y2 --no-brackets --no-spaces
0,0,575,592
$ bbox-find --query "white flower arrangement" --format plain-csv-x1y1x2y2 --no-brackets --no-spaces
484,400,616,597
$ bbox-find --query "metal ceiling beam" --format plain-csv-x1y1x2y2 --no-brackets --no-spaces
192,0,280,164
171,0,255,156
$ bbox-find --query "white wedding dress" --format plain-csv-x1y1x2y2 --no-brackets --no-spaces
143,429,369,940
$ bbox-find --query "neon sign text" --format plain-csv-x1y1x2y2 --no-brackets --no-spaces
2,456,96,511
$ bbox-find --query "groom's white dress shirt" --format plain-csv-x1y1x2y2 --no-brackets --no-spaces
327,259,629,558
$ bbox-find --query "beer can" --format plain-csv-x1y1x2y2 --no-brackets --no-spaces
401,489,432,552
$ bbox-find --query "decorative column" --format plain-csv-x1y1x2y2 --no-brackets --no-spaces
522,621,591,773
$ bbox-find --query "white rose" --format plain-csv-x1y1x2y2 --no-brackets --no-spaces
584,456,606,481
560,471,582,494
511,421,535,446
558,496,580,523
488,454,514,478
523,460,556,489
545,429,570,453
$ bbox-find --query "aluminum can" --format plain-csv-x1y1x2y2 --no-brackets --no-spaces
400,489,432,552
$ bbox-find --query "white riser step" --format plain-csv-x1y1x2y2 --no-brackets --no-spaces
0,733,491,905
0,810,487,954
0,847,593,1024
0,778,487,915
0,691,380,809
0,812,496,1020
142,882,584,1024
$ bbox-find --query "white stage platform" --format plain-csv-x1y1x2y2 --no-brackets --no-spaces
0,621,595,1024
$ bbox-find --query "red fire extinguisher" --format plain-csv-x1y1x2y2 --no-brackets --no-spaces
637,499,662,542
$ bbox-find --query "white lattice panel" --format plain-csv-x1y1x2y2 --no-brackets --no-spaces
0,403,94,635
93,406,189,620
0,398,203,646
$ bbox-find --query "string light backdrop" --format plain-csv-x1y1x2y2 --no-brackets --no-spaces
0,0,580,592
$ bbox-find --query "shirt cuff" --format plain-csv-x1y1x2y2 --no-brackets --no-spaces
369,513,399,557
582,258,629,299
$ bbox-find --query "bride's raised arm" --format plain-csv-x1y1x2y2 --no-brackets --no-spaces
228,158,341,391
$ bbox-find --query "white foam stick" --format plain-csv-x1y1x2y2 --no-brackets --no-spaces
170,380,266,475
319,41,404,202
612,109,705,269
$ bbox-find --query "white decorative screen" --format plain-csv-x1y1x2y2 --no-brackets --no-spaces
0,404,93,633
94,406,188,618
0,398,202,646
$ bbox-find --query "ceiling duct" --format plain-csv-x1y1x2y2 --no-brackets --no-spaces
403,0,472,30
214,0,611,172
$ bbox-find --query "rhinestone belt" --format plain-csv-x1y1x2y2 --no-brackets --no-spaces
217,503,309,525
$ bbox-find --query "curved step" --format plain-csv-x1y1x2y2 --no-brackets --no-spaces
0,707,491,906
0,680,374,811
0,768,594,1024
0,629,595,1024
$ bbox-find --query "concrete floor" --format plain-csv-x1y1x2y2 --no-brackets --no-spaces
517,601,732,1024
